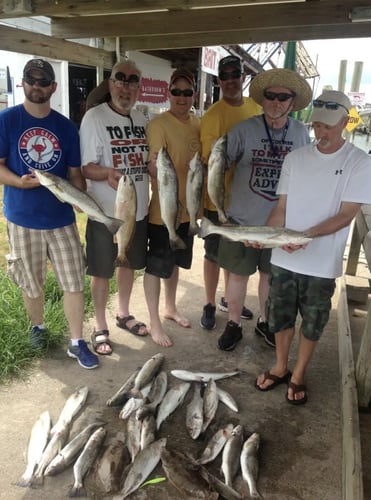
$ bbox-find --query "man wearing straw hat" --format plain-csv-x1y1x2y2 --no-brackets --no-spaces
255,90,371,404
216,68,312,351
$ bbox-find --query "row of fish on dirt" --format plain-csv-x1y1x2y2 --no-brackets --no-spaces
34,137,312,266
18,353,264,499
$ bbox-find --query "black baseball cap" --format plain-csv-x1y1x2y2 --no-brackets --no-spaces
218,55,242,74
23,59,55,81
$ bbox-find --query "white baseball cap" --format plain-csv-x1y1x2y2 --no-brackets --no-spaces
310,90,351,126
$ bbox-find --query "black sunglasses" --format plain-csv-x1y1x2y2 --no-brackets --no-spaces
170,88,194,97
24,76,53,88
312,99,349,112
114,72,140,84
264,91,295,102
219,70,242,81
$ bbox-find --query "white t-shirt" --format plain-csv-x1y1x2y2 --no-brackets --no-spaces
271,141,371,278
79,103,149,220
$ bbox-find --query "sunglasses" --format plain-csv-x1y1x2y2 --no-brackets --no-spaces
24,76,53,87
263,91,295,102
219,70,242,81
111,72,140,90
312,99,349,112
170,88,194,97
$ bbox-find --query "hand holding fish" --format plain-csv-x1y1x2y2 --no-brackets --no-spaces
22,171,41,189
107,167,123,190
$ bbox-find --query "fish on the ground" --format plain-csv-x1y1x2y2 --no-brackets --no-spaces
207,135,228,224
201,378,219,433
186,383,204,440
136,370,168,420
92,438,129,494
140,414,156,450
221,424,244,488
44,422,102,476
186,151,204,235
119,396,147,421
156,147,186,250
126,413,142,463
156,382,191,430
200,467,242,500
199,217,312,248
50,386,89,435
117,437,167,499
196,423,234,465
130,353,165,398
106,368,141,407
32,423,70,485
171,369,240,383
240,432,262,499
114,175,137,266
216,386,239,413
33,170,123,234
69,426,106,497
17,410,51,487
161,447,218,499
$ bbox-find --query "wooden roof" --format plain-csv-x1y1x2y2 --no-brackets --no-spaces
0,0,370,69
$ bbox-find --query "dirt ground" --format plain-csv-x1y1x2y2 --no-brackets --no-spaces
1,236,368,500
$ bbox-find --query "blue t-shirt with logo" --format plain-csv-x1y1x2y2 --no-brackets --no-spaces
0,104,81,229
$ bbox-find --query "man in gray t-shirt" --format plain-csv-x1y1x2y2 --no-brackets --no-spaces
216,68,312,352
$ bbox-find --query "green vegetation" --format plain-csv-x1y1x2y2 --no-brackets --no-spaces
0,208,117,383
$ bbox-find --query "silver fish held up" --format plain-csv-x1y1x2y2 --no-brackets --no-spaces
17,410,51,487
156,147,186,250
186,151,204,236
114,174,137,266
207,135,228,224
33,170,123,234
199,217,312,248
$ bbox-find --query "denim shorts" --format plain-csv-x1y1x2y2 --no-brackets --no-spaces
145,222,193,279
266,264,336,341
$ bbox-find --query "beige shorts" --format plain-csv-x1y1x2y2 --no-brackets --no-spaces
6,221,85,299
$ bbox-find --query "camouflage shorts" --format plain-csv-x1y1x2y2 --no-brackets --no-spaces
266,264,336,341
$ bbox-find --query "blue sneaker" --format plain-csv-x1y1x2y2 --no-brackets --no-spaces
67,340,99,369
29,326,47,349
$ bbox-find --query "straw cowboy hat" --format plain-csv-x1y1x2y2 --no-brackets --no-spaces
249,68,312,111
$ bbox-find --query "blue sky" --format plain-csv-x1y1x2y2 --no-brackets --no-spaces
302,38,371,103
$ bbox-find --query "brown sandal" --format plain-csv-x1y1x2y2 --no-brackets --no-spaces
255,370,292,391
287,381,307,405
91,329,113,355
116,315,148,337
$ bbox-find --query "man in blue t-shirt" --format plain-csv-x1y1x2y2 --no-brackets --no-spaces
0,58,98,369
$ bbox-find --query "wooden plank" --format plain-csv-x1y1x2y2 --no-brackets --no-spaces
0,25,115,68
337,276,364,500
356,295,371,408
346,275,370,304
50,1,371,39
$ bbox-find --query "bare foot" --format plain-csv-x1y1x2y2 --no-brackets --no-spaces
149,327,173,347
163,312,191,328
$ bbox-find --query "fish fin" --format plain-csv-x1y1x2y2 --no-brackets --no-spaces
169,236,187,251
188,221,200,236
68,485,86,497
115,255,130,267
30,474,44,486
16,476,33,488
106,217,125,235
217,210,228,224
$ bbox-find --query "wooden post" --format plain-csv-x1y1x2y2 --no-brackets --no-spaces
356,294,371,408
337,276,363,500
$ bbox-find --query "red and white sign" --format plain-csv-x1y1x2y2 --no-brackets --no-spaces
348,92,366,107
201,46,229,76
138,77,168,104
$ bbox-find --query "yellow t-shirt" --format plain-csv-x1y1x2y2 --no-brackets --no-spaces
147,111,201,225
201,96,261,210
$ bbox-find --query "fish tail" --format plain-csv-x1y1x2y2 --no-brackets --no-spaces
30,474,44,486
115,255,130,267
106,217,125,235
198,217,212,239
68,484,86,497
188,221,200,236
169,236,187,251
217,210,228,224
16,476,33,488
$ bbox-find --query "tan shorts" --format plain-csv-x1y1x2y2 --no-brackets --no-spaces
6,221,85,298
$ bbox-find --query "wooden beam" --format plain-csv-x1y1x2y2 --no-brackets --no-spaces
120,23,371,51
337,276,364,500
0,25,115,68
0,0,303,19
50,1,370,39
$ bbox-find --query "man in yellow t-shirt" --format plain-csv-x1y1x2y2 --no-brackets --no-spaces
200,55,261,330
